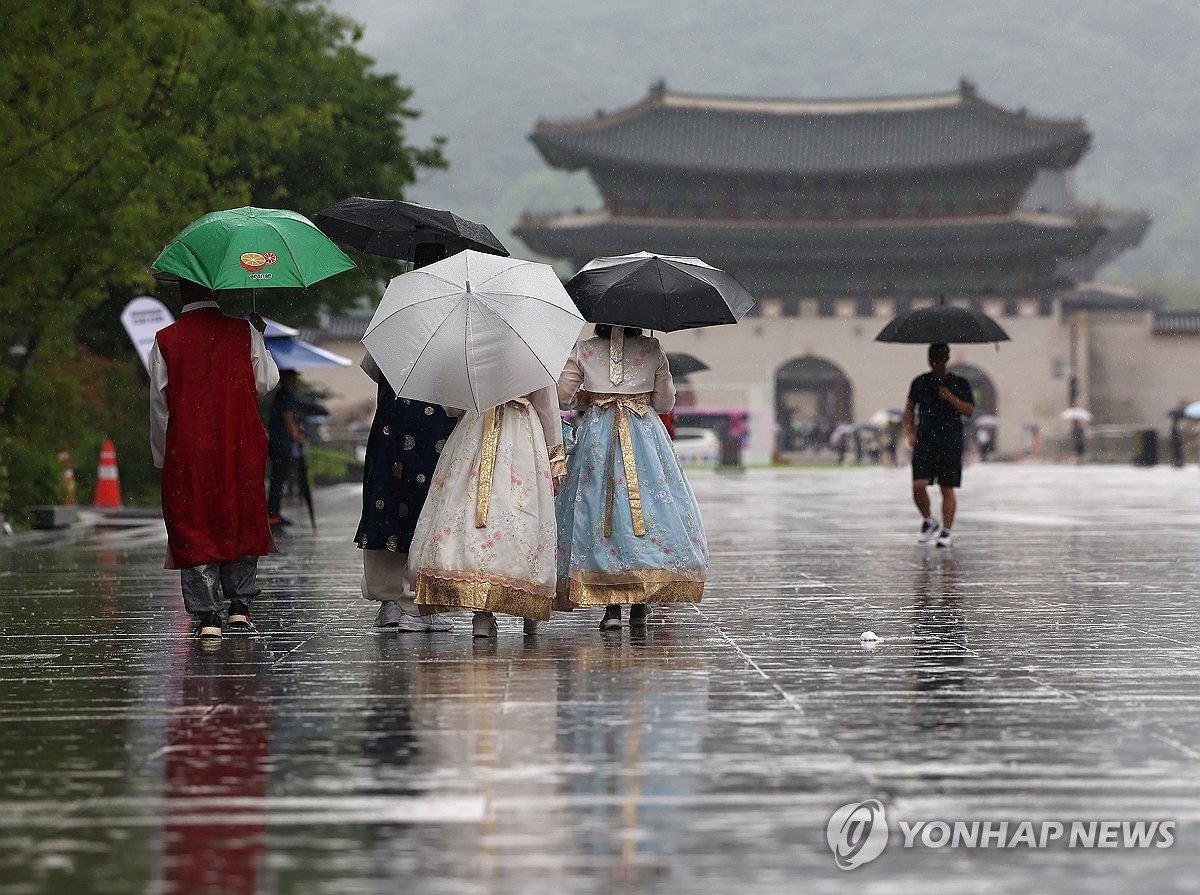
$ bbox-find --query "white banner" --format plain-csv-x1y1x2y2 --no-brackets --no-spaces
120,296,174,373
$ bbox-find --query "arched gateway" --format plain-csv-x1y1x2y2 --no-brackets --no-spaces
949,363,998,417
775,356,853,452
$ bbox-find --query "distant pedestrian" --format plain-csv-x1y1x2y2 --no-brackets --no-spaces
1072,421,1086,463
1169,405,1186,467
974,425,993,461
150,278,279,639
266,369,304,526
903,343,975,548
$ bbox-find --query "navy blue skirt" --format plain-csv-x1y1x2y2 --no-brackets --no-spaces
354,379,458,553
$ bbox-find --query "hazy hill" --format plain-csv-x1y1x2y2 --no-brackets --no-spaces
330,0,1200,300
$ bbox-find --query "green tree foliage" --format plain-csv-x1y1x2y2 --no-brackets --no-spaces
0,0,444,524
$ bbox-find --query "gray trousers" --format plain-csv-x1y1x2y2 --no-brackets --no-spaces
180,556,260,615
360,549,420,615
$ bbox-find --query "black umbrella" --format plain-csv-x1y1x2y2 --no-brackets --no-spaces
875,295,1010,344
565,252,755,332
312,197,509,261
293,450,316,529
666,352,710,377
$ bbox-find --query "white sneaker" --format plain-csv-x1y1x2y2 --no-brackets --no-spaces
423,612,454,632
374,600,405,628
917,519,941,545
472,612,498,638
936,529,954,549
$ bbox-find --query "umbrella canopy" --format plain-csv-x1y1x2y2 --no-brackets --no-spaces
362,250,585,413
1060,407,1093,423
973,414,1000,428
150,207,355,291
666,352,710,377
313,197,509,261
868,408,903,427
265,337,353,370
1181,402,1200,420
254,317,352,369
829,423,855,446
565,252,755,332
875,295,1010,344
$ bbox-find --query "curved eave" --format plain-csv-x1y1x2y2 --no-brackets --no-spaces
532,136,1089,178
515,211,1104,264
530,86,1090,176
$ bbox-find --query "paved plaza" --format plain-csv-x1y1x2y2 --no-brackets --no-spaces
2,463,1199,894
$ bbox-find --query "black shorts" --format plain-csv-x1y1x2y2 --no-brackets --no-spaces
912,443,962,487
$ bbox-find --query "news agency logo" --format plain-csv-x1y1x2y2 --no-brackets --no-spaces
827,799,1177,870
826,799,889,869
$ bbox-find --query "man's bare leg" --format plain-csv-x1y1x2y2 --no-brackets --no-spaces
913,479,932,518
940,485,957,530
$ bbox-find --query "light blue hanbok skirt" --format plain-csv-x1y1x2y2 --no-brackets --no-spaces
555,397,708,607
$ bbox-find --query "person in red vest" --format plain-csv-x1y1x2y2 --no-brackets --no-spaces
149,278,280,639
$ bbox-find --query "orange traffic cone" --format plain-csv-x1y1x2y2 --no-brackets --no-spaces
94,438,122,507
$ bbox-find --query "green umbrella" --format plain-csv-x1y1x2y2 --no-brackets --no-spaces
150,207,356,291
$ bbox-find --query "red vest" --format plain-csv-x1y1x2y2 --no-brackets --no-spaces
156,308,271,568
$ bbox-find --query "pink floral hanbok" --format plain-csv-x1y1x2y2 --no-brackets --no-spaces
410,386,567,621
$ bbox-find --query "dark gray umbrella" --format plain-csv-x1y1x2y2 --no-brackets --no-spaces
313,197,508,261
293,451,316,529
875,295,1010,344
666,352,709,377
565,252,755,332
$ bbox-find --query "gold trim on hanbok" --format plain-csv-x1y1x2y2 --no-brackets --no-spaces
475,397,530,528
416,569,554,620
583,391,654,538
555,569,706,609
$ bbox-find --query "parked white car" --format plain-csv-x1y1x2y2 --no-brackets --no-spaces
673,427,720,466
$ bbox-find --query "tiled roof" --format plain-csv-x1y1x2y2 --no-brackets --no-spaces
1152,311,1200,334
531,82,1090,177
1064,283,1164,314
1055,207,1152,282
515,210,1103,264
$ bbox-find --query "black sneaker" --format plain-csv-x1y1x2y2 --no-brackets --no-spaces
599,605,622,632
917,519,941,545
193,611,223,639
629,604,651,626
225,600,258,635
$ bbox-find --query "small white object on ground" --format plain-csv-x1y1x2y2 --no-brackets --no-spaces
860,631,881,642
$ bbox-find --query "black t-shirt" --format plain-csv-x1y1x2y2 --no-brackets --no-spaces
268,388,296,449
907,372,974,451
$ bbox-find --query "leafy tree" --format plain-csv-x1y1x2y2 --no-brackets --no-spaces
0,0,444,523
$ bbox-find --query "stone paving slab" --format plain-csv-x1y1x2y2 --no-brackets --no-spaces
0,464,1198,893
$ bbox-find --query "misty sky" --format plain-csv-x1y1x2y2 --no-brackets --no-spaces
328,0,1200,285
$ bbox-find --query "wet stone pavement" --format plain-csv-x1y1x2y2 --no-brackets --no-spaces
1,463,1199,894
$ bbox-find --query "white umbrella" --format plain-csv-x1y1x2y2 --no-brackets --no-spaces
362,250,585,412
973,414,1000,428
829,423,855,447
1060,407,1093,423
869,408,903,427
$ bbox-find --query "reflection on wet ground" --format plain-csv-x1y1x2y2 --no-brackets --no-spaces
1,465,1198,893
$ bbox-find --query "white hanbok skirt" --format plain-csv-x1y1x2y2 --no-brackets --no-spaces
410,399,557,620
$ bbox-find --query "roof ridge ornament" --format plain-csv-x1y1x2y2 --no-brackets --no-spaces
958,77,978,98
